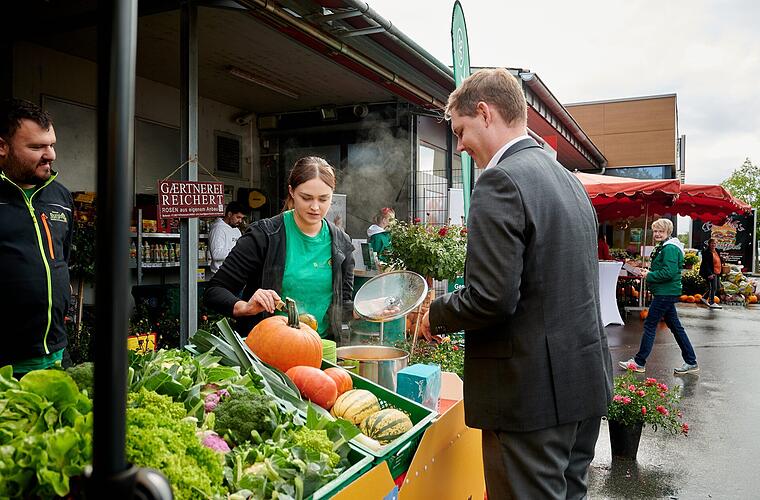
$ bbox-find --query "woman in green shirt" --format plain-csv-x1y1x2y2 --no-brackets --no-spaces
366,207,394,260
205,157,354,340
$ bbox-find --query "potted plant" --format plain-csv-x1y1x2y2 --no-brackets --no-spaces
385,219,467,283
607,366,689,460
683,250,700,269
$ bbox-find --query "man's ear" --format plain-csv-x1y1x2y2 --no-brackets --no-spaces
477,101,493,126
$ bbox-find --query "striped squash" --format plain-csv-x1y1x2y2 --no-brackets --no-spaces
360,408,413,444
330,389,380,425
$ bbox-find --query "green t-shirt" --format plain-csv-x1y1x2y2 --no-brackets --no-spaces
23,187,37,199
280,211,333,337
11,348,64,375
368,231,392,261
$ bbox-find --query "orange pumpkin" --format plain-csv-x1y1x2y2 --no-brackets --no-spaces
713,296,720,304
686,295,695,303
324,367,353,396
639,309,648,320
749,295,758,304
694,294,702,301
679,295,688,302
246,298,322,373
286,366,338,409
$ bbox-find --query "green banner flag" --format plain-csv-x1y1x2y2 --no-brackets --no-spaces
451,0,472,222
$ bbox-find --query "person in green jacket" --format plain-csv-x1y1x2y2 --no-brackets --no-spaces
366,207,394,260
619,218,699,375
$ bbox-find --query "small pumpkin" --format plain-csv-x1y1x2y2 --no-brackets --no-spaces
331,389,380,425
639,309,648,320
285,365,338,410
360,408,413,444
299,313,318,332
679,295,688,302
694,294,702,301
324,367,353,396
685,295,696,303
246,298,323,373
713,296,720,304
748,295,758,304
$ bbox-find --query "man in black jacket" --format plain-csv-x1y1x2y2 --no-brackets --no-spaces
0,98,74,376
420,69,612,499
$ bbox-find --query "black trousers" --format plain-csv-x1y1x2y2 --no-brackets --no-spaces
482,416,602,500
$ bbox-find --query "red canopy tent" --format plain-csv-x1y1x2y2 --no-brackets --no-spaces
574,172,752,223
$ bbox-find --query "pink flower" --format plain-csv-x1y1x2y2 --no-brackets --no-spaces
627,363,638,371
641,406,647,415
637,390,646,397
682,423,689,435
657,383,669,392
438,227,449,236
452,345,459,351
645,378,657,386
613,395,623,403
622,396,632,404
656,405,669,416
413,217,421,224
628,384,636,391
460,228,468,236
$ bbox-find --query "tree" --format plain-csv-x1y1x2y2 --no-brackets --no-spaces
721,158,760,209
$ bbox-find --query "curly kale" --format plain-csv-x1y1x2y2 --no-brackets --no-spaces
291,427,340,467
212,390,280,445
126,389,224,500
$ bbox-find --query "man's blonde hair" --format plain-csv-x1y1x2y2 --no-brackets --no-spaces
652,218,674,235
445,68,527,126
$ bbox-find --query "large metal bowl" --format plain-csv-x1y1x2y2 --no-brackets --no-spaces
336,345,409,392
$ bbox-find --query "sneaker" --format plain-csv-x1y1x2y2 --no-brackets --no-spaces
674,362,699,375
709,303,722,309
618,358,645,373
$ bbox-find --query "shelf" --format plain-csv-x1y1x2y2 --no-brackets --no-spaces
137,233,209,239
141,262,212,268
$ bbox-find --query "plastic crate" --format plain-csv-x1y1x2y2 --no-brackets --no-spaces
310,446,373,499
321,360,437,479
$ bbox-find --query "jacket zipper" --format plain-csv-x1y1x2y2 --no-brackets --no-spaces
1,173,56,354
40,212,56,259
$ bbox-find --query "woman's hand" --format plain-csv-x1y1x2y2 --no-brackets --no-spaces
233,289,281,317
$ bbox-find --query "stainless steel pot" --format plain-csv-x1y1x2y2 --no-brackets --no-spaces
336,345,409,392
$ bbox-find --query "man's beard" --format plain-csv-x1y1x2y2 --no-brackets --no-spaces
2,148,52,185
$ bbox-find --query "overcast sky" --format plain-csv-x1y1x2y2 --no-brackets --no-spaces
368,0,760,187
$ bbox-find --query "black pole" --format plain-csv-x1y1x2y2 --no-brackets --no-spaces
91,0,138,495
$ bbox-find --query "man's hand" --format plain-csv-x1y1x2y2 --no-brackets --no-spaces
420,311,432,341
233,288,281,317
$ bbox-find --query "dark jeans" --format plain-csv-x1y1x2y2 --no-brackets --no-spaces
635,295,697,366
705,274,720,303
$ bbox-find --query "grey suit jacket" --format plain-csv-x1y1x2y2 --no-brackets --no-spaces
430,138,613,432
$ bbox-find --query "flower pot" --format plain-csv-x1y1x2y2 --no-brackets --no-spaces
608,420,643,460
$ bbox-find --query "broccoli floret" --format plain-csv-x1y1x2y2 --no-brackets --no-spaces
66,362,94,396
291,427,340,467
212,391,278,445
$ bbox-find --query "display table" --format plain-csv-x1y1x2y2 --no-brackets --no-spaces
599,261,625,326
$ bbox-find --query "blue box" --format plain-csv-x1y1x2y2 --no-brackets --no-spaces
396,363,441,411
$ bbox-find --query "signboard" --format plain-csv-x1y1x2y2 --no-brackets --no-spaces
451,1,472,222
127,333,156,354
157,180,225,219
691,211,756,273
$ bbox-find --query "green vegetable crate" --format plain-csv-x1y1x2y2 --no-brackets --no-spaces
311,446,373,499
321,360,438,480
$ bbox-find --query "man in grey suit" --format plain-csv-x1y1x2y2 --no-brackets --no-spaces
420,68,613,499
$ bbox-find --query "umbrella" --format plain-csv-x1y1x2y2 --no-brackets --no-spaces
674,184,752,223
573,172,680,221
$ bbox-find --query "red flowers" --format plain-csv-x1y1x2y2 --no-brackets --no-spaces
645,377,658,386
637,390,646,397
682,423,689,435
641,406,647,415
656,405,670,416
438,227,449,236
413,217,421,224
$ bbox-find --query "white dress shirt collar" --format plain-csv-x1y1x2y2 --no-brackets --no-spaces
484,134,532,170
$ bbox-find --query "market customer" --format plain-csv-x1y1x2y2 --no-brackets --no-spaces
619,218,699,374
208,201,245,275
204,157,354,340
0,98,74,377
698,238,722,309
366,207,394,260
419,68,613,500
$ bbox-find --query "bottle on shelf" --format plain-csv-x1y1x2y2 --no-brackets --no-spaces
129,241,136,260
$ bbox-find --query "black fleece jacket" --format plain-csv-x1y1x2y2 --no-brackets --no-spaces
203,213,354,339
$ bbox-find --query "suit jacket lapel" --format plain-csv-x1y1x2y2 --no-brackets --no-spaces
497,138,542,165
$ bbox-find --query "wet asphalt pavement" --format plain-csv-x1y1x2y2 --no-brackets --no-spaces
587,302,760,499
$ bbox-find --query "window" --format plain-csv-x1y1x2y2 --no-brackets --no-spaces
215,131,242,176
